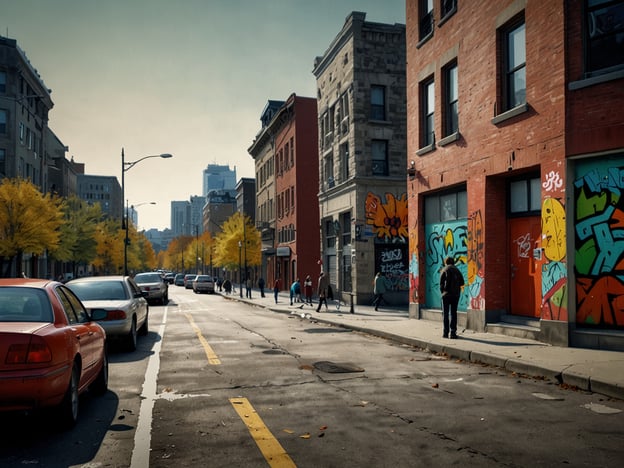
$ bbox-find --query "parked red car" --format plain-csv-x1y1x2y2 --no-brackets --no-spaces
0,278,108,428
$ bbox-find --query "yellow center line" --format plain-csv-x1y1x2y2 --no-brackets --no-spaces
230,397,296,468
184,313,221,365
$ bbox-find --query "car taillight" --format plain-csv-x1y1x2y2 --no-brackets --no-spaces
6,337,52,364
105,310,127,321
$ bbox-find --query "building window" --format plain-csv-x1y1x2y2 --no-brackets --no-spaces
421,78,435,147
371,85,386,121
420,0,434,41
0,110,6,134
585,0,624,75
501,16,526,112
339,142,349,182
510,177,541,214
338,91,350,134
341,211,351,246
325,219,336,248
0,71,6,93
443,61,458,137
425,188,467,224
325,152,335,188
440,0,457,20
0,149,5,174
372,140,388,176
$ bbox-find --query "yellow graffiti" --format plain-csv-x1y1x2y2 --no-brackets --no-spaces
365,192,408,240
542,198,566,261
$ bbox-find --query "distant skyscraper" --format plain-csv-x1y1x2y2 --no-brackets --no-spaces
202,164,237,196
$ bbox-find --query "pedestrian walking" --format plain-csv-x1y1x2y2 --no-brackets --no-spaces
223,279,232,294
372,272,387,311
246,277,252,299
439,257,465,339
304,275,313,305
273,277,281,304
258,277,266,297
316,272,329,312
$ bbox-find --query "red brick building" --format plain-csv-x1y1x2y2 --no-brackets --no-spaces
248,94,319,290
406,0,624,349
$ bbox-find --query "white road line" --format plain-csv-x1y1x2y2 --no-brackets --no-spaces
130,306,168,468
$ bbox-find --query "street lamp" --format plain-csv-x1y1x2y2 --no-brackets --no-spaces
122,148,172,275
238,240,243,298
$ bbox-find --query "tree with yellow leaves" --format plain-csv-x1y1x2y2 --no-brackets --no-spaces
213,212,261,275
0,178,63,277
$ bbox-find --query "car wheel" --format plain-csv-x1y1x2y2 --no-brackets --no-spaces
91,350,108,395
138,309,149,336
126,317,137,351
59,363,80,428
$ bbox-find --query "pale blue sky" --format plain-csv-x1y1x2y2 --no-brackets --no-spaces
1,0,405,230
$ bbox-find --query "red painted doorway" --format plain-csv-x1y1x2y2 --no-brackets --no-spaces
509,217,541,317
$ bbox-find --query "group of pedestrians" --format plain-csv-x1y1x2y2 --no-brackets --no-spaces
229,259,464,335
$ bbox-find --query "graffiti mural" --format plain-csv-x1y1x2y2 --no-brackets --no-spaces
540,197,568,321
424,220,469,310
467,210,485,310
375,245,409,291
574,158,624,328
365,192,408,242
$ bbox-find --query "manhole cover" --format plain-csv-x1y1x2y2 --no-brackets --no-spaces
313,361,365,373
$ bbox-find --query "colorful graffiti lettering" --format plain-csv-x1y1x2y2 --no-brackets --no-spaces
376,245,409,291
574,160,624,328
424,220,469,310
410,251,419,302
365,192,408,241
467,210,485,310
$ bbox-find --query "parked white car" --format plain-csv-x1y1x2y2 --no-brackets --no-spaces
67,275,149,351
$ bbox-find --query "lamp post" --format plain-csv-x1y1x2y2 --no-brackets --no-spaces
238,240,243,298
122,148,172,275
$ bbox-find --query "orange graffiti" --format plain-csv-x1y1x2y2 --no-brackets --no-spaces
365,192,408,240
577,276,624,325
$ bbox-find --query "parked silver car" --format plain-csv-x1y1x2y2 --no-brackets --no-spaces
192,275,215,294
67,275,148,351
134,272,169,305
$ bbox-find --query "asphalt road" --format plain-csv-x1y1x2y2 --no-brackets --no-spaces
1,287,623,468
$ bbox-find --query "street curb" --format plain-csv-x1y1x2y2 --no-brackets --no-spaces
220,293,624,401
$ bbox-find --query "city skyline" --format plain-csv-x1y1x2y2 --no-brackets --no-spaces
1,0,406,230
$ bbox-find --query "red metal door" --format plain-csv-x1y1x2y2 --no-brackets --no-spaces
509,217,541,317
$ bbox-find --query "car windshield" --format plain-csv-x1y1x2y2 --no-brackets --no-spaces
196,276,211,281
134,274,161,284
67,281,128,301
0,287,53,322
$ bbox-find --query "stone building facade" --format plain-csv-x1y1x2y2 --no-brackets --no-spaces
313,12,407,305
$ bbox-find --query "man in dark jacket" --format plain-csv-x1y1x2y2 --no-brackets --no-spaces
440,257,465,339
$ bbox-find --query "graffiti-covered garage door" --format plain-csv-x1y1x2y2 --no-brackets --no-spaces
574,156,624,329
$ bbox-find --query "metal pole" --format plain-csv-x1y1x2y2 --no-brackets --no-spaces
239,241,243,298
122,149,127,276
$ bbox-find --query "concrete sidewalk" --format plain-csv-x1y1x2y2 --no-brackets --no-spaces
220,288,624,401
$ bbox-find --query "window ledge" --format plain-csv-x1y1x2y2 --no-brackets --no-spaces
438,132,460,147
438,8,457,28
491,102,529,125
416,142,436,156
569,69,624,91
368,119,392,125
416,32,433,49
